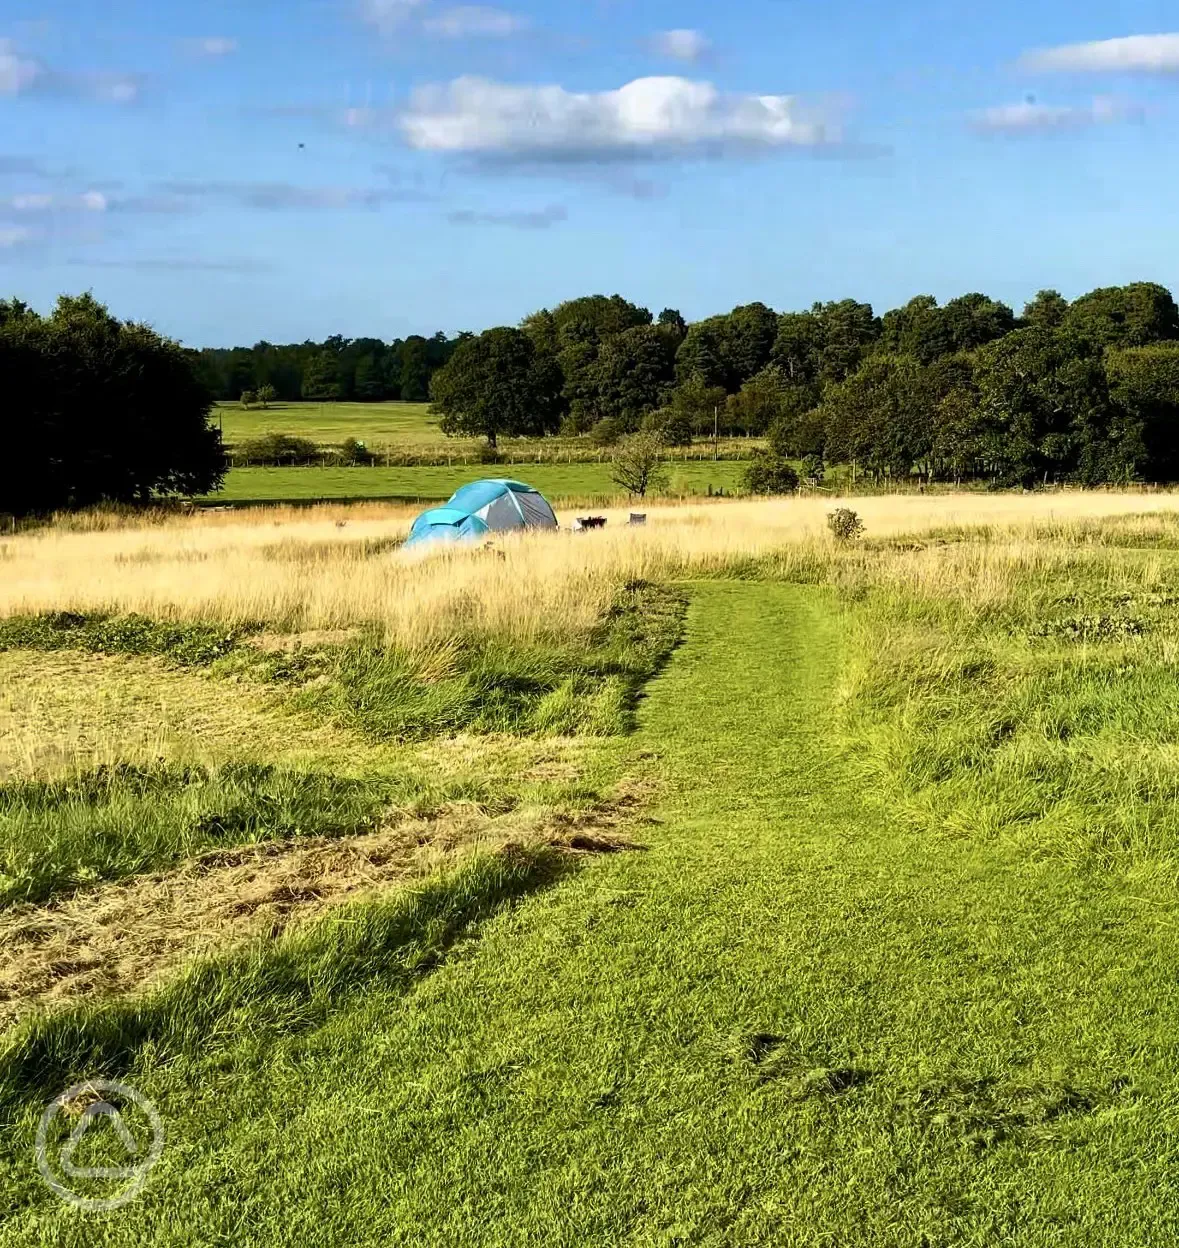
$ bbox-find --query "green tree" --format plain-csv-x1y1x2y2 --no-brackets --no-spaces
1106,345,1179,480
820,354,932,479
1,293,223,515
1023,289,1069,330
973,328,1132,486
669,376,729,436
656,307,688,345
240,390,257,408
771,311,823,385
256,383,277,408
592,325,677,429
742,451,799,495
724,302,779,386
352,354,385,402
430,327,563,447
675,318,730,389
641,408,693,447
301,351,342,401
611,432,668,498
1064,283,1179,349
726,365,790,435
813,299,880,384
398,336,431,401
941,293,1016,353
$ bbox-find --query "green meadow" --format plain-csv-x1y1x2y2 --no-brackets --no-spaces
4,506,1179,1243
201,460,747,504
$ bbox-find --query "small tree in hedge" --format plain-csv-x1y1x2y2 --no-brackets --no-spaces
743,451,799,495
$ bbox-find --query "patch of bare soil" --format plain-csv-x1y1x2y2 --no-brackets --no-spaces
0,787,650,1027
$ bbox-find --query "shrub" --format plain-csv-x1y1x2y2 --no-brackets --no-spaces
641,409,693,447
742,451,800,496
802,453,825,483
338,437,373,466
236,432,320,466
589,417,624,448
476,442,504,465
827,508,865,542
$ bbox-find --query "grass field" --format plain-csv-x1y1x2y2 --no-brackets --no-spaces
6,495,1179,1242
215,401,453,448
202,460,747,505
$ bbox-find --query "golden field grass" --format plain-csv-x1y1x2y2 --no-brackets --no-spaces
6,493,1179,653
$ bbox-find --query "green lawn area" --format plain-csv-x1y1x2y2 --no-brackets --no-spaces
8,572,1179,1243
201,461,746,505
215,401,457,448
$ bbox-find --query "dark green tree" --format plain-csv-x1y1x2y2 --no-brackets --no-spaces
1,293,223,515
430,327,563,447
301,350,343,401
1022,289,1069,330
1064,282,1179,349
592,325,677,429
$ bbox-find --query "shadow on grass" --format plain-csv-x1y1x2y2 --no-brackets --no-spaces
0,843,569,1108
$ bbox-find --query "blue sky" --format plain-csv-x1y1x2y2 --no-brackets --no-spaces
3,0,1179,346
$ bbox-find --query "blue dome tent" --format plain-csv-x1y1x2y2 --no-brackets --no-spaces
404,480,559,549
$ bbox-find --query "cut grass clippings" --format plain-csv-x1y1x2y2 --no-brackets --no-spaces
0,844,565,1110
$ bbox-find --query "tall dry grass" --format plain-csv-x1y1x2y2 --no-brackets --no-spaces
4,494,1179,648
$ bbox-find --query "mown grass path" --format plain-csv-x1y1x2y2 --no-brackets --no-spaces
7,584,1179,1245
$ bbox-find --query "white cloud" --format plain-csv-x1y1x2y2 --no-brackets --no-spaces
9,192,52,210
424,7,528,38
0,38,43,95
649,29,711,64
90,75,140,103
359,0,427,33
0,39,140,102
448,203,567,228
972,96,1139,133
191,36,238,57
1023,33,1179,73
3,190,110,212
400,76,839,159
0,225,35,247
157,180,421,210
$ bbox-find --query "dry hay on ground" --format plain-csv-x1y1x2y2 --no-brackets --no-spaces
0,785,649,1026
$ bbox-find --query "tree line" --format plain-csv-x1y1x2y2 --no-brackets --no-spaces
430,284,1179,486
7,281,1179,517
191,332,466,404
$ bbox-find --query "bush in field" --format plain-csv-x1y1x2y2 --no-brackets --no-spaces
590,417,624,447
742,451,799,496
240,390,257,408
237,432,320,465
338,437,373,466
827,508,865,542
